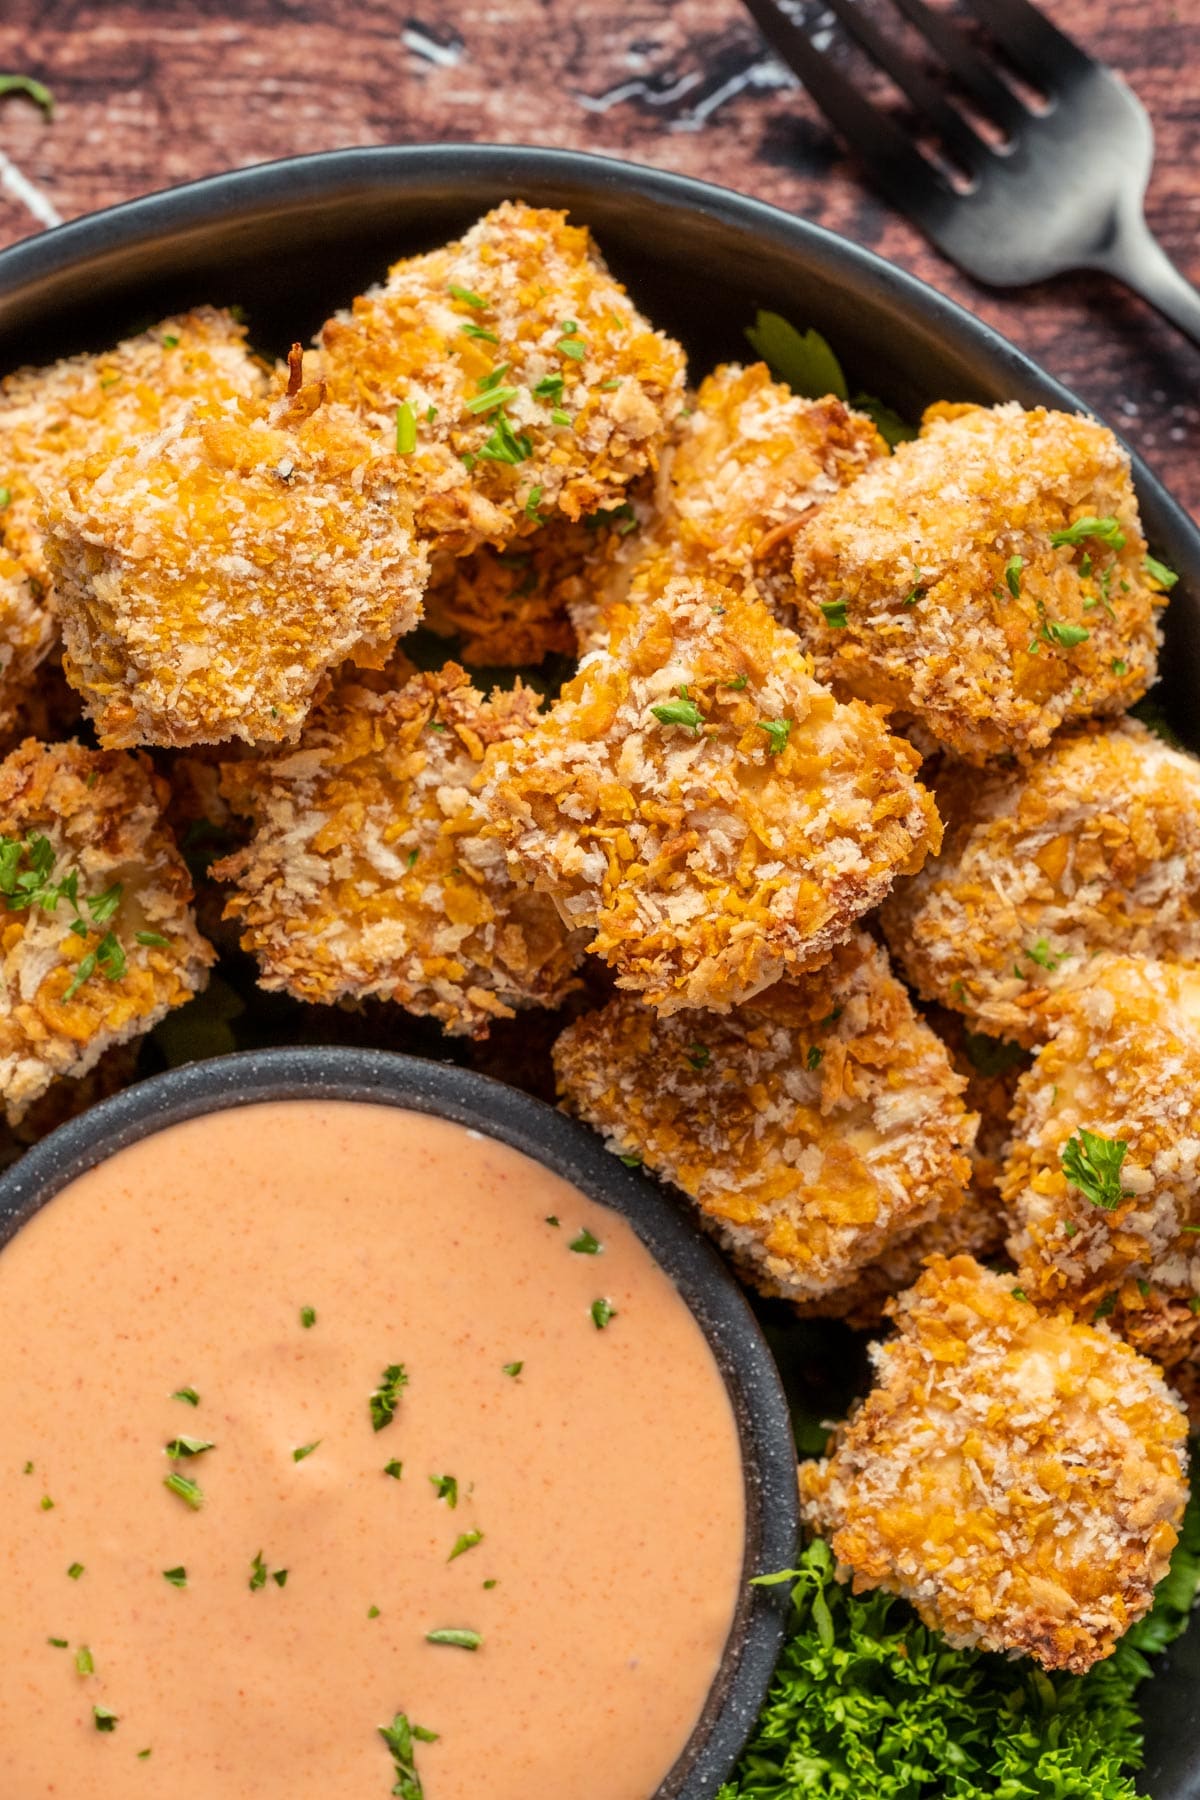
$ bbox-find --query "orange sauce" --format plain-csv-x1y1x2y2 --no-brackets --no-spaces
0,1100,745,1798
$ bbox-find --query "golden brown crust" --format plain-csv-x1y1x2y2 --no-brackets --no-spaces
883,719,1200,1047
43,376,429,748
479,574,941,1014
792,403,1164,763
799,1254,1189,1672
554,932,976,1302
0,739,213,1123
216,662,586,1037
318,201,686,553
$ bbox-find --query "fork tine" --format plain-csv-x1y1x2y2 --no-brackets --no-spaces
958,0,1095,85
888,0,1028,133
820,0,990,174
741,0,947,211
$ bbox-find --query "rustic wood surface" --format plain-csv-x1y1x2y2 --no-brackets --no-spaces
0,0,1194,511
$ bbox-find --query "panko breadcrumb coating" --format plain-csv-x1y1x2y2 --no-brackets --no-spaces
553,932,977,1302
568,366,883,654
424,537,579,667
43,363,429,748
0,739,213,1123
883,719,1200,1047
1002,955,1200,1321
318,201,686,553
215,662,585,1037
793,402,1164,763
799,1254,1189,1672
480,575,940,1014
0,310,266,738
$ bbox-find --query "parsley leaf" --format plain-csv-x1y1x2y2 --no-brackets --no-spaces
448,283,486,309
426,1626,481,1650
477,411,531,465
1061,1129,1131,1211
650,685,704,732
1051,515,1126,550
164,1436,214,1459
568,1228,601,1255
370,1364,408,1431
249,1550,268,1591
162,1567,187,1587
448,1529,484,1562
379,1709,439,1798
1004,554,1023,598
1144,554,1179,590
430,1473,458,1507
163,1472,203,1509
819,600,848,628
591,1297,616,1330
92,1705,118,1732
744,311,848,401
757,718,791,755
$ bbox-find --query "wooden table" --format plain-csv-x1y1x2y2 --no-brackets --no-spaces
0,0,1195,512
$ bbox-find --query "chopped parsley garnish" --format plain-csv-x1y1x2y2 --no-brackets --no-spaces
22,1460,32,1474
459,322,498,344
464,384,520,415
533,373,564,399
476,362,511,390
557,337,586,360
1112,658,1128,675
162,334,180,348
75,1645,94,1675
1093,1293,1117,1321
477,411,532,465
162,1567,187,1587
650,685,703,732
591,1298,616,1330
686,1042,711,1071
1024,937,1064,972
524,483,545,519
379,1710,439,1797
550,407,573,427
806,1046,823,1071
448,1529,484,1562
502,1361,523,1377
546,1215,560,1227
1043,619,1090,648
48,1637,68,1647
384,1459,403,1480
135,931,170,947
88,883,123,924
1011,1287,1029,1302
163,1472,203,1510
249,1551,269,1591
757,718,792,755
273,1569,289,1588
568,1228,601,1255
819,600,848,628
426,1626,482,1650
40,1495,54,1510
93,1705,118,1732
164,1436,214,1459
430,1473,458,1508
724,673,749,690
370,1363,408,1432
292,1441,321,1463
368,1604,380,1618
483,1578,498,1590
395,402,417,454
300,1306,316,1328
1144,554,1179,590
619,1152,642,1167
1004,554,1023,599
1061,1128,1130,1211
448,283,487,309
137,1748,151,1759
170,1386,200,1407
1051,515,1126,550
67,1562,84,1580
0,487,9,508
901,575,924,607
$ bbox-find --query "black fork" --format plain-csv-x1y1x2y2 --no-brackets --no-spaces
741,0,1200,346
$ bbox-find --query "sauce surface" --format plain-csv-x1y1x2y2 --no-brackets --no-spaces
0,1100,745,1799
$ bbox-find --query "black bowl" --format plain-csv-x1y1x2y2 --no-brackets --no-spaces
0,144,1196,1795
0,1045,799,1800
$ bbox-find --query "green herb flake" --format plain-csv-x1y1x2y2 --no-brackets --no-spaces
459,322,498,344
591,1297,616,1330
75,1645,95,1676
819,600,848,629
502,1361,523,1377
448,283,487,309
164,1436,214,1459
426,1626,482,1650
650,686,703,732
550,407,573,427
1011,1287,1029,1302
40,1495,54,1510
1051,515,1126,550
1145,554,1179,590
395,402,417,455
430,1473,458,1508
533,373,564,399
292,1441,321,1463
464,384,520,415
619,1152,642,1167
448,1529,484,1562
370,1363,408,1432
901,575,924,607
272,1569,288,1588
137,1748,151,1759
1112,658,1128,675
524,483,545,519
1025,938,1064,972
1191,1296,1200,1315
1061,1128,1130,1211
93,1705,118,1733
47,1637,68,1647
379,1710,439,1796
163,1472,203,1510
568,1228,601,1255
368,1604,380,1618
0,487,9,508
806,1046,823,1071
135,931,170,947
1043,619,1090,648
557,336,586,360
171,1387,200,1406
477,411,532,465
249,1550,268,1592
483,1578,497,1589
22,1460,32,1474
162,1566,187,1588
757,718,792,755
67,1561,84,1579
744,311,848,401
384,1459,403,1480
546,1216,560,1227
686,1042,711,1072
1004,554,1023,599
724,673,749,690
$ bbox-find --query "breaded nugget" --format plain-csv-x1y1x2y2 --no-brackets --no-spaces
883,720,1200,1047
43,367,429,748
568,367,883,654
0,550,55,743
800,1254,1189,1672
554,932,976,1302
215,662,585,1037
318,201,685,552
480,575,940,1013
0,739,213,1123
792,403,1164,763
1002,955,1200,1320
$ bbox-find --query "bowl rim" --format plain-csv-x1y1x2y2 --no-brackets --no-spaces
0,1044,799,1800
0,139,1195,574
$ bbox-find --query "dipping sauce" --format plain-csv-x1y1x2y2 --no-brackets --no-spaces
0,1101,745,1799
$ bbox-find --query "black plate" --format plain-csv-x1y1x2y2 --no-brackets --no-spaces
0,143,1196,1795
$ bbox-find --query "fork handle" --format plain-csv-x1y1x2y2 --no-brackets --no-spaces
1089,205,1200,351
